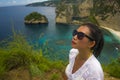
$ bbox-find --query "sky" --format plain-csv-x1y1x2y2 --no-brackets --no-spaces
0,0,48,7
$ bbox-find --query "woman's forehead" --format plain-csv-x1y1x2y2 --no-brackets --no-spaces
77,26,90,35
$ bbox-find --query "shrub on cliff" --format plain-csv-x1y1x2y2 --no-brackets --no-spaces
25,12,47,21
103,58,120,78
0,32,65,80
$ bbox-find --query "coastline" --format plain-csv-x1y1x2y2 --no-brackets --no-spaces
101,26,120,43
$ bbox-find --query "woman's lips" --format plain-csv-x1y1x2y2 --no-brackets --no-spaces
72,40,76,44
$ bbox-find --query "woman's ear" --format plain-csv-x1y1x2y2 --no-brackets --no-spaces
88,41,96,49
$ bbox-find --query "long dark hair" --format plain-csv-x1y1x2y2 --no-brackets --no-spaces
80,23,104,58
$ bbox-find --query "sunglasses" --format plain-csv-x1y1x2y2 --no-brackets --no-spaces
72,30,94,41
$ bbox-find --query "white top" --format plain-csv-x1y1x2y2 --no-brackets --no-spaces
65,48,104,80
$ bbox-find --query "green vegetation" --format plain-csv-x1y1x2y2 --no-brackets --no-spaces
56,3,67,12
0,32,65,80
88,9,100,26
72,4,79,16
103,58,120,78
55,3,67,18
24,12,48,21
88,0,120,25
0,31,120,79
92,0,120,20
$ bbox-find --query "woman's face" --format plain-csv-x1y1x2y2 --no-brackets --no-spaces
71,26,95,52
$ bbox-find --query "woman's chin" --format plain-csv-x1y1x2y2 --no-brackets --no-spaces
71,44,77,49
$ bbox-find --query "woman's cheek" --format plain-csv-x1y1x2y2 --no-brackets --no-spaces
77,40,88,49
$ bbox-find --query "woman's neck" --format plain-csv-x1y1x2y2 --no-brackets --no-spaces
77,50,92,61
72,50,92,74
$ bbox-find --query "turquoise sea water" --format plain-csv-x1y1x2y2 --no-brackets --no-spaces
0,6,120,63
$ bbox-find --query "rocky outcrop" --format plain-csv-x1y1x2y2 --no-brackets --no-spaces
55,0,93,24
55,3,73,24
78,0,93,17
55,0,120,32
24,19,48,24
24,12,48,24
96,13,120,31
55,11,68,24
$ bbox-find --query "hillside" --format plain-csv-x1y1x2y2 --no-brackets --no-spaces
26,0,82,7
55,0,120,31
26,1,60,7
0,33,120,80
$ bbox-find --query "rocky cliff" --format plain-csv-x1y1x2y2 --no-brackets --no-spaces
55,3,73,24
55,0,120,31
55,0,93,24
97,13,120,31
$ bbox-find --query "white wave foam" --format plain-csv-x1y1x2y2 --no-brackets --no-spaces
101,26,120,42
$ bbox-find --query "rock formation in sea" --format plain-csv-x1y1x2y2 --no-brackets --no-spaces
24,12,48,24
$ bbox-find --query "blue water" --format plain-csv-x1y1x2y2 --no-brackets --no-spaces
0,6,120,63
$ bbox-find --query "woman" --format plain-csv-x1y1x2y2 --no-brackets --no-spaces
65,23,104,80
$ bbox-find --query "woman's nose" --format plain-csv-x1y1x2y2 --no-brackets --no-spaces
73,35,77,40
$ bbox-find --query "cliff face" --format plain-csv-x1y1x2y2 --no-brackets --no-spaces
97,13,120,31
55,3,73,24
55,0,93,24
55,0,120,31
78,0,93,17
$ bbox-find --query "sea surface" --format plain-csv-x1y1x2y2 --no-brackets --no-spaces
0,6,120,63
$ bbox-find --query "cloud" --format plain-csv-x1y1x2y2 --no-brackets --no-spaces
6,0,17,4
7,1,11,4
12,0,17,4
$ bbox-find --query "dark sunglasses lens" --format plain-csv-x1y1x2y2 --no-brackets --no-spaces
72,30,85,40
72,30,77,36
77,32,84,40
